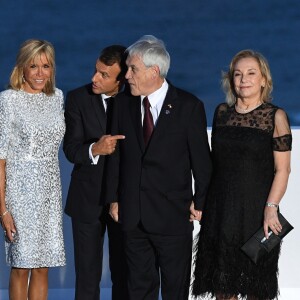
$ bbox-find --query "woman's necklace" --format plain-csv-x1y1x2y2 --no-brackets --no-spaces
235,102,262,113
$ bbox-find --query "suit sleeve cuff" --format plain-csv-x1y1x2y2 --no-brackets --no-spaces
193,197,205,211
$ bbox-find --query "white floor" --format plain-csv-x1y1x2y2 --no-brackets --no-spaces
278,289,300,300
0,288,162,300
0,288,299,299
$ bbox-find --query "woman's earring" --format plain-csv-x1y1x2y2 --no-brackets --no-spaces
22,75,25,83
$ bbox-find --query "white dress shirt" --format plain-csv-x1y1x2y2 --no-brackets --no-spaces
141,80,169,125
89,94,111,165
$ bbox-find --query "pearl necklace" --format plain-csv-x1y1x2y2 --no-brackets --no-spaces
235,102,262,113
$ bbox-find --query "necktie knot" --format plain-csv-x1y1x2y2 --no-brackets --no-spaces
143,97,151,109
104,97,113,114
104,96,111,105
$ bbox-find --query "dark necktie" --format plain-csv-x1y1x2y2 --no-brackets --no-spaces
104,97,113,115
143,96,154,145
105,97,114,133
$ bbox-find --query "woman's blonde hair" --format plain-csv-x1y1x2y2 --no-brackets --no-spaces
222,49,273,106
9,39,56,95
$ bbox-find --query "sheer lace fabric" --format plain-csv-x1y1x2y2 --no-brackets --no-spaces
192,103,291,300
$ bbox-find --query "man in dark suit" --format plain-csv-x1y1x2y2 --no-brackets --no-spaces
64,45,127,300
106,36,212,300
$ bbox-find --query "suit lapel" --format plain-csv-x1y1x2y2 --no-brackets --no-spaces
129,96,145,152
128,85,178,153
147,85,178,146
91,94,106,132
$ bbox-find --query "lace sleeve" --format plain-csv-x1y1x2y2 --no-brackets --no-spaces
211,103,225,139
272,109,292,151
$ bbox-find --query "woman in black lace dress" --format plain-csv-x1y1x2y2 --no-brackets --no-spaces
192,50,292,300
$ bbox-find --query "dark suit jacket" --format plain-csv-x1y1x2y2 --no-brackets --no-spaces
64,83,107,223
106,83,212,235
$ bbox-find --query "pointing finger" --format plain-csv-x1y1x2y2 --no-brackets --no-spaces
109,135,125,141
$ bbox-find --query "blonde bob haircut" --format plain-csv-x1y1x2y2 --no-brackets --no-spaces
9,39,56,95
222,49,273,106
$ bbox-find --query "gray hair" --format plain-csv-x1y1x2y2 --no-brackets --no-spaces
126,35,170,78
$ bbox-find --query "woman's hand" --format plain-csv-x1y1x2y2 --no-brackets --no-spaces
263,206,282,238
1,211,16,242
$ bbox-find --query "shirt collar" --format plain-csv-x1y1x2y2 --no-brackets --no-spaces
102,94,112,101
141,80,168,108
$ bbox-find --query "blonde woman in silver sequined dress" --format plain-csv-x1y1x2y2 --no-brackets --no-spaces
0,39,66,300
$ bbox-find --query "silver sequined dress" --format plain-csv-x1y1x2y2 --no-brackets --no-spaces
0,88,66,268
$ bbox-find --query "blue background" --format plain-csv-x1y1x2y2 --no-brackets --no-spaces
0,0,300,295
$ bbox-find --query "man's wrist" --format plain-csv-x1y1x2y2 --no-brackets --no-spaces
89,143,100,164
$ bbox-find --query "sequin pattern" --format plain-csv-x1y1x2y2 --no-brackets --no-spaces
0,88,66,268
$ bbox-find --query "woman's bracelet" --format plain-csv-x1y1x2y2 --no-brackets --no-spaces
0,210,9,219
265,202,279,208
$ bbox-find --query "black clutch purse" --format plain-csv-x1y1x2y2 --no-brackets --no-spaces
240,213,294,264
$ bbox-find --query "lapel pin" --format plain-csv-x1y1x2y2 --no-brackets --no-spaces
165,104,172,114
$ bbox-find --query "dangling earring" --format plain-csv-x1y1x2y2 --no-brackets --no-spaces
22,75,26,83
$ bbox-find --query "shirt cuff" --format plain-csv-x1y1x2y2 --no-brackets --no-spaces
89,143,100,165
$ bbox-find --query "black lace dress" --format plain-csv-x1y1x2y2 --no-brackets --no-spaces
192,103,292,299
